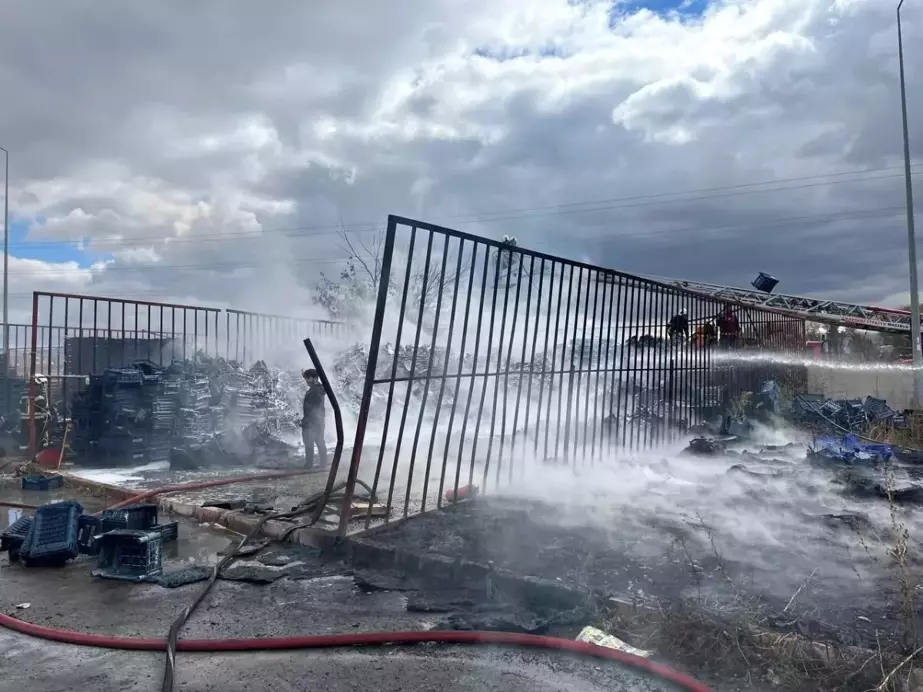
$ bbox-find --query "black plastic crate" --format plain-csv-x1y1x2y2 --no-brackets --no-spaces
101,515,128,533
93,529,163,582
21,475,64,491
154,521,178,544
102,503,158,530
22,500,83,566
1,515,33,556
77,514,104,555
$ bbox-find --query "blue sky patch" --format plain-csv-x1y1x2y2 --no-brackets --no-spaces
609,0,712,27
475,0,711,61
9,217,100,268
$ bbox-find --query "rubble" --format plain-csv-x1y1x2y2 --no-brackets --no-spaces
68,353,305,468
331,342,557,414
792,393,906,433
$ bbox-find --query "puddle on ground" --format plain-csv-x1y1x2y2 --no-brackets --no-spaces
0,481,108,531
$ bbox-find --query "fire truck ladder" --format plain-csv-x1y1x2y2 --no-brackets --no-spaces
640,274,913,334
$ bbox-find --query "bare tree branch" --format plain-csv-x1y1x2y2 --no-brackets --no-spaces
336,227,379,285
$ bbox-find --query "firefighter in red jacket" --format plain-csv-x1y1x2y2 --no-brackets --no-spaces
716,305,740,349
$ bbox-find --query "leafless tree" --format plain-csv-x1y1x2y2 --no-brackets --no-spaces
335,228,384,286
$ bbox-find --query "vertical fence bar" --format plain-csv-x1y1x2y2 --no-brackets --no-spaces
340,216,398,536
510,254,537,471
434,239,467,509
483,245,514,489
364,224,418,527
498,253,524,485
455,243,490,497
409,232,445,515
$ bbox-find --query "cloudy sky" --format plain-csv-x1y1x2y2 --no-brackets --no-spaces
0,0,920,332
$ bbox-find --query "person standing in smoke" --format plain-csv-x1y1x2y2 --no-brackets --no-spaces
301,369,328,469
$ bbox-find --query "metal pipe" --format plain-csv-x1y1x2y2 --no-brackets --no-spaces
2,146,8,374
898,0,922,407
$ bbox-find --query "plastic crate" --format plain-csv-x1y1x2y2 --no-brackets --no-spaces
1,515,34,557
154,521,178,544
751,272,779,294
21,500,83,566
101,515,128,533
77,514,104,555
21,475,65,491
102,503,158,530
93,529,163,582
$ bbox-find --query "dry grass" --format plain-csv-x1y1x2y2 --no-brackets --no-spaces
868,413,923,450
574,502,923,691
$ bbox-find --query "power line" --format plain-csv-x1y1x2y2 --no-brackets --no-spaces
0,203,912,281
4,256,349,278
7,164,921,253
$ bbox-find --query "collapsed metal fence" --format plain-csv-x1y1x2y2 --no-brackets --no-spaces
8,291,346,455
339,216,807,534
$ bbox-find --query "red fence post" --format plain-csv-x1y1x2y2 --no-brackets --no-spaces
27,291,39,458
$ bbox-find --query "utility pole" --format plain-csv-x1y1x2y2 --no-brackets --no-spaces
1,146,7,372
897,0,922,408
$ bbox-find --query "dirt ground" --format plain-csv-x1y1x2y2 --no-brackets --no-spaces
0,530,733,692
358,498,917,655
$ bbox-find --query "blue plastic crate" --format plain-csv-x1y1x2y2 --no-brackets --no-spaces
93,529,163,582
22,500,83,566
102,503,158,530
77,514,104,555
1,515,33,557
21,475,64,491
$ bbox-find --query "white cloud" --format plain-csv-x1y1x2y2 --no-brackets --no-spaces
0,0,919,332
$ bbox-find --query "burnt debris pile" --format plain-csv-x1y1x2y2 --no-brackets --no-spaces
69,354,305,468
792,393,906,433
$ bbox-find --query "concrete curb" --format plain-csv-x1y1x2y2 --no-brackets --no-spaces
24,467,334,548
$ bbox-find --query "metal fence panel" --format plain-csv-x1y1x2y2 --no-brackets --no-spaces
223,309,350,366
27,291,223,455
339,215,807,534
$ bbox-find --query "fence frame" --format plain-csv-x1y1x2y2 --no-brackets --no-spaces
335,214,808,535
24,291,346,457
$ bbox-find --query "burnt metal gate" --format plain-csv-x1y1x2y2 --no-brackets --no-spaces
337,215,806,535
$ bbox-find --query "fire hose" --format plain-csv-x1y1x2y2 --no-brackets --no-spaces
0,339,714,691
0,616,713,692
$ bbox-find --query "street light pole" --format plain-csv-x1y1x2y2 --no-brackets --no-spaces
0,146,7,371
897,0,922,408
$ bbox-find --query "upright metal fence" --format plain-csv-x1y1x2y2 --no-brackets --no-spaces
27,291,223,455
0,323,58,418
338,215,807,534
21,293,351,456
223,309,350,365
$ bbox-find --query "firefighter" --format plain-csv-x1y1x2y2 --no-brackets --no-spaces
301,368,328,469
667,308,689,341
716,305,740,349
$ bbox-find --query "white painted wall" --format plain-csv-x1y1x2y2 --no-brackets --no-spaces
807,368,913,410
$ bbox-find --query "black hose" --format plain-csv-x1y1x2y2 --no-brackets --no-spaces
163,342,360,692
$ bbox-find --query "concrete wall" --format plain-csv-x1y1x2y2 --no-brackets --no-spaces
807,367,913,410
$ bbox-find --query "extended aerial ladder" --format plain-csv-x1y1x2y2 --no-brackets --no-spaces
641,274,913,334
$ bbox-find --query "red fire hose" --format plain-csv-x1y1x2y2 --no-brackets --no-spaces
0,615,712,691
0,469,714,691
